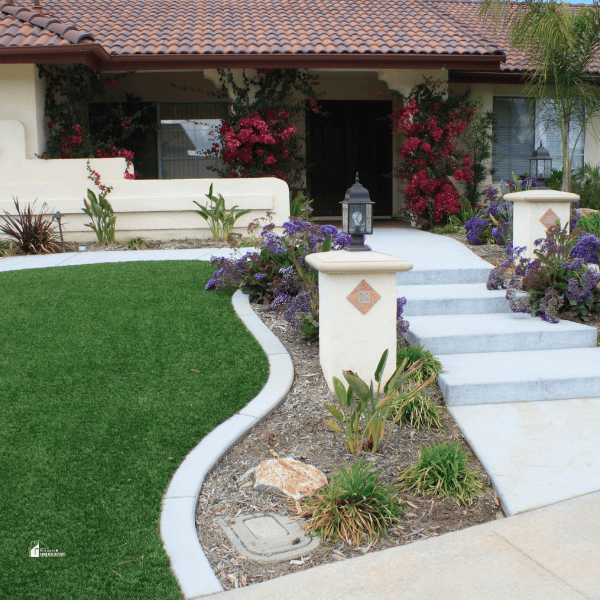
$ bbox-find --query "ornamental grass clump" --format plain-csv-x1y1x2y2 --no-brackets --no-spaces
392,389,443,431
398,441,487,505
300,459,403,546
396,344,442,384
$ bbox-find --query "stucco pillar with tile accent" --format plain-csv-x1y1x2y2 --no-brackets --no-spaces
305,250,413,393
504,189,580,260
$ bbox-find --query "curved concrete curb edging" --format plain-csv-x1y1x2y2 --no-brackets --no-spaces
160,289,295,600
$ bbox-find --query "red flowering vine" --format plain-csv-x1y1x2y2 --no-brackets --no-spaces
211,69,321,188
38,64,150,179
391,79,475,224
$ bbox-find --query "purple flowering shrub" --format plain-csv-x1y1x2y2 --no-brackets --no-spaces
487,226,600,323
397,297,410,334
205,218,352,339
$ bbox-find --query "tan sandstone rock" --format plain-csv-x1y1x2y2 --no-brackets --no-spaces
253,458,327,500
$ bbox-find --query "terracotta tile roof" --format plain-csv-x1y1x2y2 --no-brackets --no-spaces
0,2,94,46
426,0,600,73
0,0,503,59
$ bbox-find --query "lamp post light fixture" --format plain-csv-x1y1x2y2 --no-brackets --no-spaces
341,173,375,252
530,143,553,188
50,211,66,253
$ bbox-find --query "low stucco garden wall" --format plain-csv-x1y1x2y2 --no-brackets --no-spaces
0,120,289,241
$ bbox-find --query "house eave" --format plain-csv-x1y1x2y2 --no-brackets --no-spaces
0,45,505,72
0,43,110,68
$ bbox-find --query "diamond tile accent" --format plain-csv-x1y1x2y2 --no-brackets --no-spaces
540,208,560,230
347,280,381,314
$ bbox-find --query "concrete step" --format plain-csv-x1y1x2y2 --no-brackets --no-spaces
438,347,600,406
403,313,597,356
396,264,492,286
399,283,511,316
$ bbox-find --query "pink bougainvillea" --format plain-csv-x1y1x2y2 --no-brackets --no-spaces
391,79,475,224
210,68,321,188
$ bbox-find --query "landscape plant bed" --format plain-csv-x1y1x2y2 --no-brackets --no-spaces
195,304,502,592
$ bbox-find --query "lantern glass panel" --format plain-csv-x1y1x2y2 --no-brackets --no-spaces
365,204,373,234
349,204,367,234
342,202,349,233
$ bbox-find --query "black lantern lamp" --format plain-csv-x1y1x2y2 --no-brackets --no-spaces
341,173,375,251
530,143,553,188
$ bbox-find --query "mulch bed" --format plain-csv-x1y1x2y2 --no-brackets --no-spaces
194,303,502,592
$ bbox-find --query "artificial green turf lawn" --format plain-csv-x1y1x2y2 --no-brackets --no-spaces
0,261,269,599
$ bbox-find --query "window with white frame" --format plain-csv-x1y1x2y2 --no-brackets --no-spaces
492,97,586,181
492,97,535,180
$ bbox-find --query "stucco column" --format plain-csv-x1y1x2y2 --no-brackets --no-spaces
504,189,580,260
0,64,47,158
305,250,413,393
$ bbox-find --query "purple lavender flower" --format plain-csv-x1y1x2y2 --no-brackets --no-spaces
283,291,313,328
319,224,339,237
333,232,352,249
396,297,410,333
282,219,312,236
539,288,563,323
570,233,600,264
486,267,506,290
262,233,286,255
255,273,267,281
487,202,501,218
464,213,489,245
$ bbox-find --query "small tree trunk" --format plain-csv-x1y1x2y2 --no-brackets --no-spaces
562,120,571,192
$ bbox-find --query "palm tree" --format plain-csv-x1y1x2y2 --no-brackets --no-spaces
480,0,600,192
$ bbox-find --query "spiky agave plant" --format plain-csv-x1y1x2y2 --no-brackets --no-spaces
300,459,403,546
0,198,62,254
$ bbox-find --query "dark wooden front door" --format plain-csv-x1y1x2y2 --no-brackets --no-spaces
306,100,393,217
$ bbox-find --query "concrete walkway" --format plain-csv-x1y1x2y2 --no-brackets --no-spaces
3,229,600,599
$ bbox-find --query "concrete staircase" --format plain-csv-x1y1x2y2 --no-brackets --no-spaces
398,264,600,408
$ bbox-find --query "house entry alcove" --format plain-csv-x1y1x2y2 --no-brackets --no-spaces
306,100,393,218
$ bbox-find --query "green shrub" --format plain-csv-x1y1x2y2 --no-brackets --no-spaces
0,239,12,256
577,211,600,236
289,191,313,219
125,236,148,250
193,183,252,241
430,223,464,235
325,349,435,454
392,389,443,430
398,441,487,504
397,345,443,384
301,459,403,545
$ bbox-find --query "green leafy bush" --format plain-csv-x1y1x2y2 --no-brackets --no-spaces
0,238,13,256
325,350,435,454
300,459,403,545
125,237,148,250
193,184,252,242
289,191,313,219
0,198,62,255
398,441,487,504
578,211,600,236
396,345,443,384
392,389,443,431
